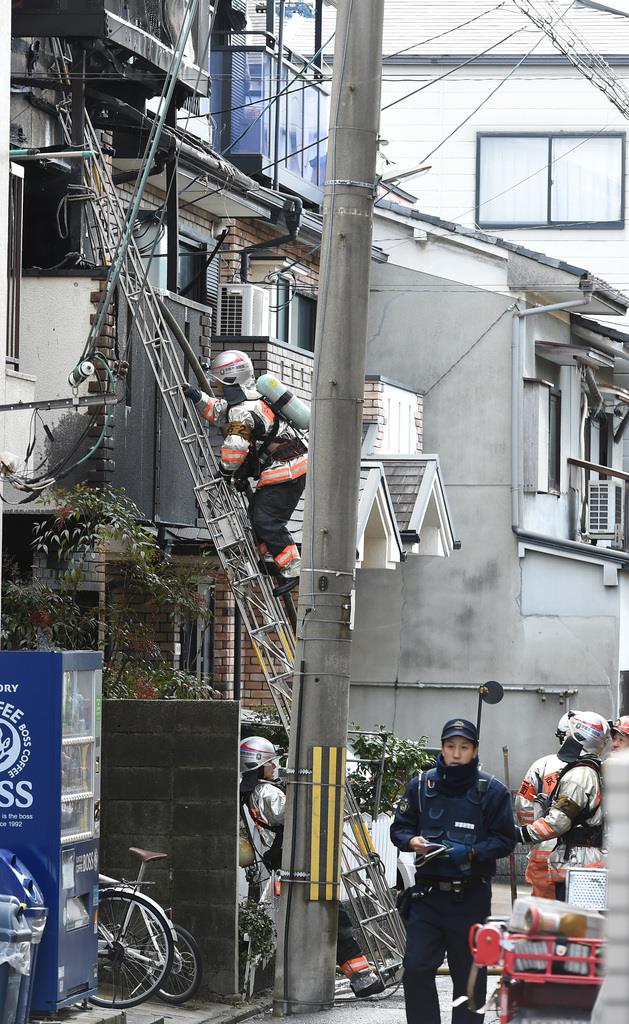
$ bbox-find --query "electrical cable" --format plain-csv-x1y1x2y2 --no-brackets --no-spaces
384,1,511,62
423,304,517,398
414,1,578,168
381,28,526,112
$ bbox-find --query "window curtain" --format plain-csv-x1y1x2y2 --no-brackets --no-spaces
479,136,548,225
551,136,622,223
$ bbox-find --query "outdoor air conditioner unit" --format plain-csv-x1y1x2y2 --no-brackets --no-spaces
587,480,624,536
216,283,270,337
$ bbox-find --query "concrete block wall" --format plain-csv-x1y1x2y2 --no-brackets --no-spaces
100,698,240,998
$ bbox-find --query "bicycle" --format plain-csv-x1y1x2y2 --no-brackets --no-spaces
157,922,203,1004
91,846,201,1007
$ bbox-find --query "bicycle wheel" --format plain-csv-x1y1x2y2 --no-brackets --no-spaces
157,924,203,1004
90,888,174,1008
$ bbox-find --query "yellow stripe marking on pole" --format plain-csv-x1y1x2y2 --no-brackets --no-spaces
325,747,337,901
310,746,323,901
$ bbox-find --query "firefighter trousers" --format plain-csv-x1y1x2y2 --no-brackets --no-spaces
403,880,491,1024
251,476,305,562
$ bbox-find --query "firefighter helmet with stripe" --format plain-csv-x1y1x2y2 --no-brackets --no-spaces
556,709,580,743
211,350,255,388
240,736,278,776
567,711,610,756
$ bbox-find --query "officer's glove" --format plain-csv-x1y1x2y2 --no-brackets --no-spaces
446,843,472,873
515,825,532,845
184,385,203,403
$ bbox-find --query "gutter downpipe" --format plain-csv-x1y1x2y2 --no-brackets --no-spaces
511,287,593,534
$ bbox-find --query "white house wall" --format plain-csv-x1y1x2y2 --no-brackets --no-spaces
7,278,97,472
352,258,624,784
380,63,629,298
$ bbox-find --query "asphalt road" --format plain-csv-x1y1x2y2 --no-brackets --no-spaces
248,974,502,1024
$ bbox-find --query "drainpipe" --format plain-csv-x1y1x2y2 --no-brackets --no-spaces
239,197,302,282
511,282,593,532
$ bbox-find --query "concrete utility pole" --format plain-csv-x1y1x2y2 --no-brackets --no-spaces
273,0,384,1014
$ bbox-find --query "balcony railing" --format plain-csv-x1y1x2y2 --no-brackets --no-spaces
210,37,329,201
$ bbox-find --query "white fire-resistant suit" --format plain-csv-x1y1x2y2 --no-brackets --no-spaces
515,752,563,898
518,759,604,887
248,779,286,847
193,388,307,574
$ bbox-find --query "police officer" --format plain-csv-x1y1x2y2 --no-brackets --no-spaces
390,718,516,1024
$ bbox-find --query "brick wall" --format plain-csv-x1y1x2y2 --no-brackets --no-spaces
219,219,320,294
100,699,240,998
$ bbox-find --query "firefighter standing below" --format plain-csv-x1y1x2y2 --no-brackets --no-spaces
610,715,629,753
184,350,307,596
239,737,384,998
390,719,516,1024
514,710,580,899
515,710,610,900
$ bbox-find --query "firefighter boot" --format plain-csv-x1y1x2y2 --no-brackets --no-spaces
340,957,385,998
273,556,301,596
349,968,385,998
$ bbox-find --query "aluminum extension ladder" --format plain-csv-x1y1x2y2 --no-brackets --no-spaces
51,40,406,983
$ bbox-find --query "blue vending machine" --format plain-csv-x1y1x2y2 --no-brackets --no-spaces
0,651,101,1009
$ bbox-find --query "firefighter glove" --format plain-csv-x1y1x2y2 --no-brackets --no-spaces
219,465,233,480
515,825,532,844
184,385,202,403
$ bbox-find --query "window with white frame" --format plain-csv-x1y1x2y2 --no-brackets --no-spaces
477,133,625,228
524,379,561,494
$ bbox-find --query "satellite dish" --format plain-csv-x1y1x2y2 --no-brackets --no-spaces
480,680,504,705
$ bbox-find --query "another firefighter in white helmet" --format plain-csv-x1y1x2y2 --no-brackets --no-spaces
514,710,580,899
515,711,609,900
239,737,384,998
184,351,307,597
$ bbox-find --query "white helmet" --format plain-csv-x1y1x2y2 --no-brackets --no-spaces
211,350,254,388
566,711,610,757
240,736,278,777
556,709,580,742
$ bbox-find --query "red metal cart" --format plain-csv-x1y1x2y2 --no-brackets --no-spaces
469,922,604,1023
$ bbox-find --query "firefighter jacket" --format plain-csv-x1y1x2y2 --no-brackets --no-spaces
515,752,563,896
245,780,286,871
518,758,604,883
390,757,517,882
195,388,307,487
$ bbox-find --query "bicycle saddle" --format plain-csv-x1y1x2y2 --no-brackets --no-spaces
129,846,168,863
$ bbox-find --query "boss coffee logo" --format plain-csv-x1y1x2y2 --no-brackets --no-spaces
0,699,33,808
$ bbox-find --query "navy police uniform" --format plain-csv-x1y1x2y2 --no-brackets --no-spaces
390,720,516,1024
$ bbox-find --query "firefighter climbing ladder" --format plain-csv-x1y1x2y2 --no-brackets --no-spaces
51,39,405,984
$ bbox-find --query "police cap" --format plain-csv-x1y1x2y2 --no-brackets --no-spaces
441,718,479,744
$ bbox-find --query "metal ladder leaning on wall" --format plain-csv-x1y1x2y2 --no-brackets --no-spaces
50,39,406,984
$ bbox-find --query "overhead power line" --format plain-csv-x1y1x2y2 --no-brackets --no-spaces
511,0,629,117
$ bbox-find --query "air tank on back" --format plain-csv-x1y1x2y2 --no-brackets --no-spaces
256,373,310,430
